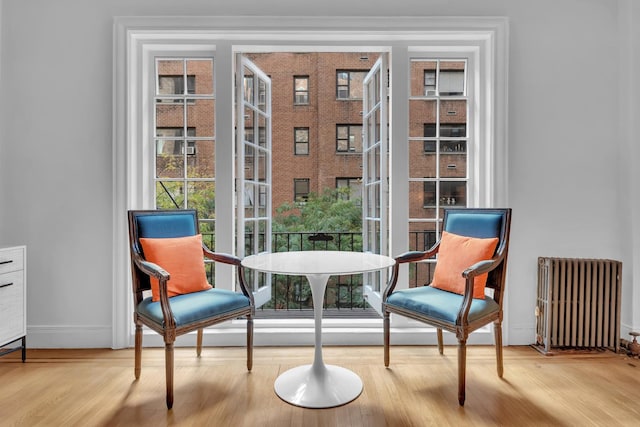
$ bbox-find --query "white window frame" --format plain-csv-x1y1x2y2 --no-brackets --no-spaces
113,16,508,349
154,58,214,212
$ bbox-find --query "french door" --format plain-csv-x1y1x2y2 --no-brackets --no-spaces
235,54,272,307
362,54,389,315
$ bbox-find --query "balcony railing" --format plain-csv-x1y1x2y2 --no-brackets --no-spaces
202,230,436,319
260,231,373,318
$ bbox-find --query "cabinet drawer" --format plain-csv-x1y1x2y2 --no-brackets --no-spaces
0,271,25,343
0,247,24,275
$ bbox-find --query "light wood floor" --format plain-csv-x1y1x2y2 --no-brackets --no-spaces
1,345,639,426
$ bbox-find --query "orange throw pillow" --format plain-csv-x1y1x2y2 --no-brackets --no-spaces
139,234,212,302
430,231,499,299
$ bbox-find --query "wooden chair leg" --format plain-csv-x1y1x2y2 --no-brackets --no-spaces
437,328,444,355
383,312,390,367
196,329,203,357
247,315,254,371
134,323,142,379
165,342,174,409
457,339,467,406
494,321,504,378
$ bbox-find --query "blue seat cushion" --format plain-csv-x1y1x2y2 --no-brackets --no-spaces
137,288,250,327
386,286,499,324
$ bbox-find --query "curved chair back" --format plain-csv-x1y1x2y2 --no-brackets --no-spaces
443,208,511,303
128,209,199,303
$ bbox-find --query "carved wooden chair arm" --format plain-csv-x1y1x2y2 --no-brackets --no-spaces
202,247,255,305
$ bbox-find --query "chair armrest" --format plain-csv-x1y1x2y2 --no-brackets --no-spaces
456,255,504,326
131,252,170,283
202,247,242,266
132,254,176,329
462,259,497,278
383,247,439,301
136,258,170,281
202,247,255,306
395,249,437,264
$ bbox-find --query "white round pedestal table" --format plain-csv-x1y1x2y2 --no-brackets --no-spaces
241,250,395,409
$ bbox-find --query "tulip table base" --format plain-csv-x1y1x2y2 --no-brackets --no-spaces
274,363,363,408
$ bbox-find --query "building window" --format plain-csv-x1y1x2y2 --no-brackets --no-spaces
423,124,436,153
336,177,362,201
294,76,309,105
424,70,436,95
158,75,196,101
423,180,466,207
156,127,196,155
294,178,310,202
336,70,367,99
423,123,467,152
441,123,466,137
294,127,309,155
439,70,465,96
336,124,363,153
422,67,465,96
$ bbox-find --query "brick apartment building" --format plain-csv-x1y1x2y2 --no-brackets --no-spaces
246,52,467,228
154,54,467,291
155,54,468,247
245,52,377,211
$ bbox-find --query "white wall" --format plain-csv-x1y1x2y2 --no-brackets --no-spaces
632,1,640,331
0,0,637,347
619,0,640,332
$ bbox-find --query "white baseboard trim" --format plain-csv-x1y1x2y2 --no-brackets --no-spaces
25,323,498,349
133,326,496,348
27,325,112,348
621,322,635,341
507,323,536,346
135,327,390,348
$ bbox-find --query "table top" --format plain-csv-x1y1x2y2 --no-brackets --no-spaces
241,250,395,276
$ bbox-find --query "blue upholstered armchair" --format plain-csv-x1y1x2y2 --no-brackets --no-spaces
382,208,511,406
128,209,254,409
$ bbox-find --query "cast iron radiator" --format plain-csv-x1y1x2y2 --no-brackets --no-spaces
534,257,622,354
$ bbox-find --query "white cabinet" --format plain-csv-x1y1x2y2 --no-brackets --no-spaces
0,246,26,361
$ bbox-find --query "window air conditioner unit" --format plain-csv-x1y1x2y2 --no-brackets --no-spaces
182,146,196,155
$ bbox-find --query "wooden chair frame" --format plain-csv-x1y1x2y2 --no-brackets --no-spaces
382,208,511,405
128,209,255,409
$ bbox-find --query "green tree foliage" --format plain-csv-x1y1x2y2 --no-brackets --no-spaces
273,187,362,233
266,187,365,310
